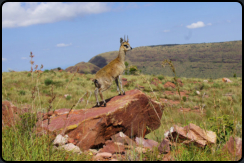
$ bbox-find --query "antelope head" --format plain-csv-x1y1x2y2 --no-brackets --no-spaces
120,35,132,53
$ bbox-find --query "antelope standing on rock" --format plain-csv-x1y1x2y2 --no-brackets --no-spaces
93,36,132,107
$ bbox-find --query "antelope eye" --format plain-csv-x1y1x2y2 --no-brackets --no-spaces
123,45,128,47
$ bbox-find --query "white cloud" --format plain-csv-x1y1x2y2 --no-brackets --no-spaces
2,2,110,28
2,58,7,61
21,57,28,60
186,21,205,29
56,43,72,47
163,30,170,33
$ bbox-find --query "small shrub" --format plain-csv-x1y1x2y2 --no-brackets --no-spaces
213,83,220,88
158,75,164,80
27,73,31,77
233,73,237,78
57,67,61,70
19,90,26,95
44,69,49,73
65,79,69,82
208,115,234,144
199,83,205,90
42,89,49,95
183,96,187,102
66,95,71,100
44,78,53,86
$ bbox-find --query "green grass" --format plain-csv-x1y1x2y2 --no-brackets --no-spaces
2,69,242,161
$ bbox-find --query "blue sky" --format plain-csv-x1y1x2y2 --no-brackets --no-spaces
2,2,242,72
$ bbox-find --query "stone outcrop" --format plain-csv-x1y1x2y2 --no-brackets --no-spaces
2,101,31,129
35,89,163,151
164,82,176,88
163,123,216,148
222,136,242,160
222,78,232,83
150,78,162,86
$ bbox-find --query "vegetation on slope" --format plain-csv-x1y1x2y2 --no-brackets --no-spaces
88,40,242,78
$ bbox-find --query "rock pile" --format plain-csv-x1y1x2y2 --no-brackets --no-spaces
35,89,163,151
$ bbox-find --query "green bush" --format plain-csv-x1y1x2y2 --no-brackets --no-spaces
213,83,221,88
158,75,164,80
66,95,71,100
27,73,31,77
208,115,234,144
233,73,237,78
19,90,26,95
183,96,187,102
43,69,49,73
44,79,53,86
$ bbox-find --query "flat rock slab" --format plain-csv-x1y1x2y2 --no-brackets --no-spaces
35,89,163,151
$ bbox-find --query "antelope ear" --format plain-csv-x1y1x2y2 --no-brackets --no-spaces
120,38,123,44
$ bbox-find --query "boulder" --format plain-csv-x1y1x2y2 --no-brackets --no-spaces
196,91,201,95
2,101,30,129
99,140,126,154
53,134,69,146
121,78,128,86
111,132,136,146
164,123,216,147
164,82,176,89
222,78,232,83
177,79,183,87
222,136,242,159
35,89,163,151
158,138,171,154
93,152,112,161
150,78,162,86
135,84,145,91
57,143,82,154
135,137,159,149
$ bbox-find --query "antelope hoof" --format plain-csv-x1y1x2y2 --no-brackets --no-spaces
123,92,125,95
118,93,121,96
104,103,106,107
96,103,100,107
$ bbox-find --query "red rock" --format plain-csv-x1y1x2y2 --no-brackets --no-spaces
111,132,136,146
121,78,128,86
222,136,242,159
94,152,112,161
162,152,175,161
2,101,31,129
164,123,216,147
35,89,163,151
136,84,145,90
177,79,183,87
158,138,171,154
178,108,191,112
99,140,126,154
135,137,159,149
164,82,176,88
222,78,232,83
68,138,75,144
151,78,162,86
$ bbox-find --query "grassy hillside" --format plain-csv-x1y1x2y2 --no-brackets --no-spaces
65,61,100,74
2,69,242,161
88,40,242,78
